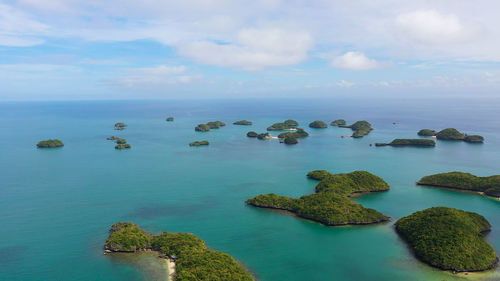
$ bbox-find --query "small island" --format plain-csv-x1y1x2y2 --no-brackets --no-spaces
436,128,465,140
115,144,131,149
106,136,119,140
246,131,258,138
340,120,373,138
330,119,346,126
233,120,252,125
417,128,484,143
189,140,209,146
308,120,328,128
283,136,298,144
257,133,272,140
375,139,436,147
207,121,226,129
417,129,436,136
464,135,484,143
114,122,127,130
395,207,498,272
417,172,500,198
277,128,309,139
246,170,390,226
116,138,127,144
195,124,211,132
37,139,64,148
166,117,174,122
104,222,254,281
267,122,292,131
284,119,298,127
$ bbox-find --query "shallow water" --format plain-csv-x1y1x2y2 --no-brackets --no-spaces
1,97,499,281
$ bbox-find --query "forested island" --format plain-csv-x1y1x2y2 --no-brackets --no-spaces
189,140,209,146
278,128,309,145
417,128,484,143
114,122,127,130
395,207,498,272
417,172,500,197
246,131,258,138
195,121,225,131
233,120,252,125
166,117,174,121
104,222,254,281
195,124,211,132
330,119,346,126
284,119,299,127
246,170,390,226
375,139,436,147
308,120,328,128
115,144,131,149
267,122,292,131
339,121,373,138
37,139,64,148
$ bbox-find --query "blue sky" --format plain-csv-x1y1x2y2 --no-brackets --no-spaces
1,0,500,100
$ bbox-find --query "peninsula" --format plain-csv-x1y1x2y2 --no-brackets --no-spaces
395,207,498,272
246,170,390,226
417,172,500,198
104,222,254,281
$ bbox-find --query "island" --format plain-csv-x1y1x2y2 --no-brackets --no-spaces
37,139,64,148
115,144,131,149
166,117,174,122
267,122,291,131
233,120,252,125
330,119,346,126
375,139,436,147
284,120,299,127
207,121,226,129
277,128,309,139
283,136,298,144
257,133,272,140
107,136,119,140
116,138,127,144
395,207,498,272
308,120,328,128
464,135,484,143
104,222,254,281
114,122,127,130
189,140,209,146
417,172,500,198
246,170,390,226
436,128,465,140
195,124,211,132
246,131,258,138
417,129,436,136
340,121,373,138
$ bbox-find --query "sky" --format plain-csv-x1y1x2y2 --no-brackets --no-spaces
1,0,500,100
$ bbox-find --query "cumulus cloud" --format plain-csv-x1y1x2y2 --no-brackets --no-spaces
179,28,314,70
331,52,389,70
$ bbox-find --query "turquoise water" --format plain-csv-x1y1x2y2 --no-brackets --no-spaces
1,98,500,281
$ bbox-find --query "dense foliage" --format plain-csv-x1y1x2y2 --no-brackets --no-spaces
195,124,211,132
284,136,298,144
247,170,390,226
104,223,254,280
417,172,500,198
116,138,127,144
189,141,209,146
340,121,373,138
267,122,291,131
233,120,252,125
464,135,484,143
376,139,436,147
166,117,174,121
284,119,299,127
395,207,498,272
246,131,258,138
436,128,465,140
257,133,271,140
417,129,436,136
278,128,309,139
330,119,346,126
114,122,127,128
36,139,64,148
308,120,328,128
115,144,131,149
207,121,226,129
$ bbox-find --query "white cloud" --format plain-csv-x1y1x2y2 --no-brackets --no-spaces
336,80,355,87
395,10,471,45
0,3,49,46
179,28,314,70
110,65,201,88
331,52,388,70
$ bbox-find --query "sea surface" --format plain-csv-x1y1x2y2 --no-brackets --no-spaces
1,97,500,281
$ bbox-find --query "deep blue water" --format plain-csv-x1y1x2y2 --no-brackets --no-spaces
1,97,499,281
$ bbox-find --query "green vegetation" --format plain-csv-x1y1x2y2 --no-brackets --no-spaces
257,133,271,140
166,117,174,121
308,120,328,128
246,170,390,226
284,136,298,145
195,124,211,132
246,131,258,138
114,122,127,130
36,139,64,148
375,139,436,147
115,144,131,149
417,172,500,198
395,207,498,272
207,121,226,129
417,129,436,136
104,222,254,281
436,128,465,140
267,122,291,131
233,120,252,125
340,120,373,138
284,119,299,127
189,141,209,146
330,119,346,126
464,135,484,143
116,138,127,144
278,128,309,139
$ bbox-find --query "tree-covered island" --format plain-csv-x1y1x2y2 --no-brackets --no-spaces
115,144,131,149
36,139,64,148
417,128,484,143
104,222,254,281
189,140,209,146
195,124,211,132
246,131,258,138
114,122,127,130
246,170,390,226
330,119,346,126
308,120,328,128
339,121,373,138
166,117,174,121
375,139,436,147
233,120,252,125
395,207,498,272
417,172,500,198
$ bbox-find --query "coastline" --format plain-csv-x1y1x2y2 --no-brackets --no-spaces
416,183,500,201
162,256,176,281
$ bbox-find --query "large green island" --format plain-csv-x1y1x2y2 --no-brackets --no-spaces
417,172,500,198
104,222,254,281
395,207,498,272
246,170,390,226
37,139,64,148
